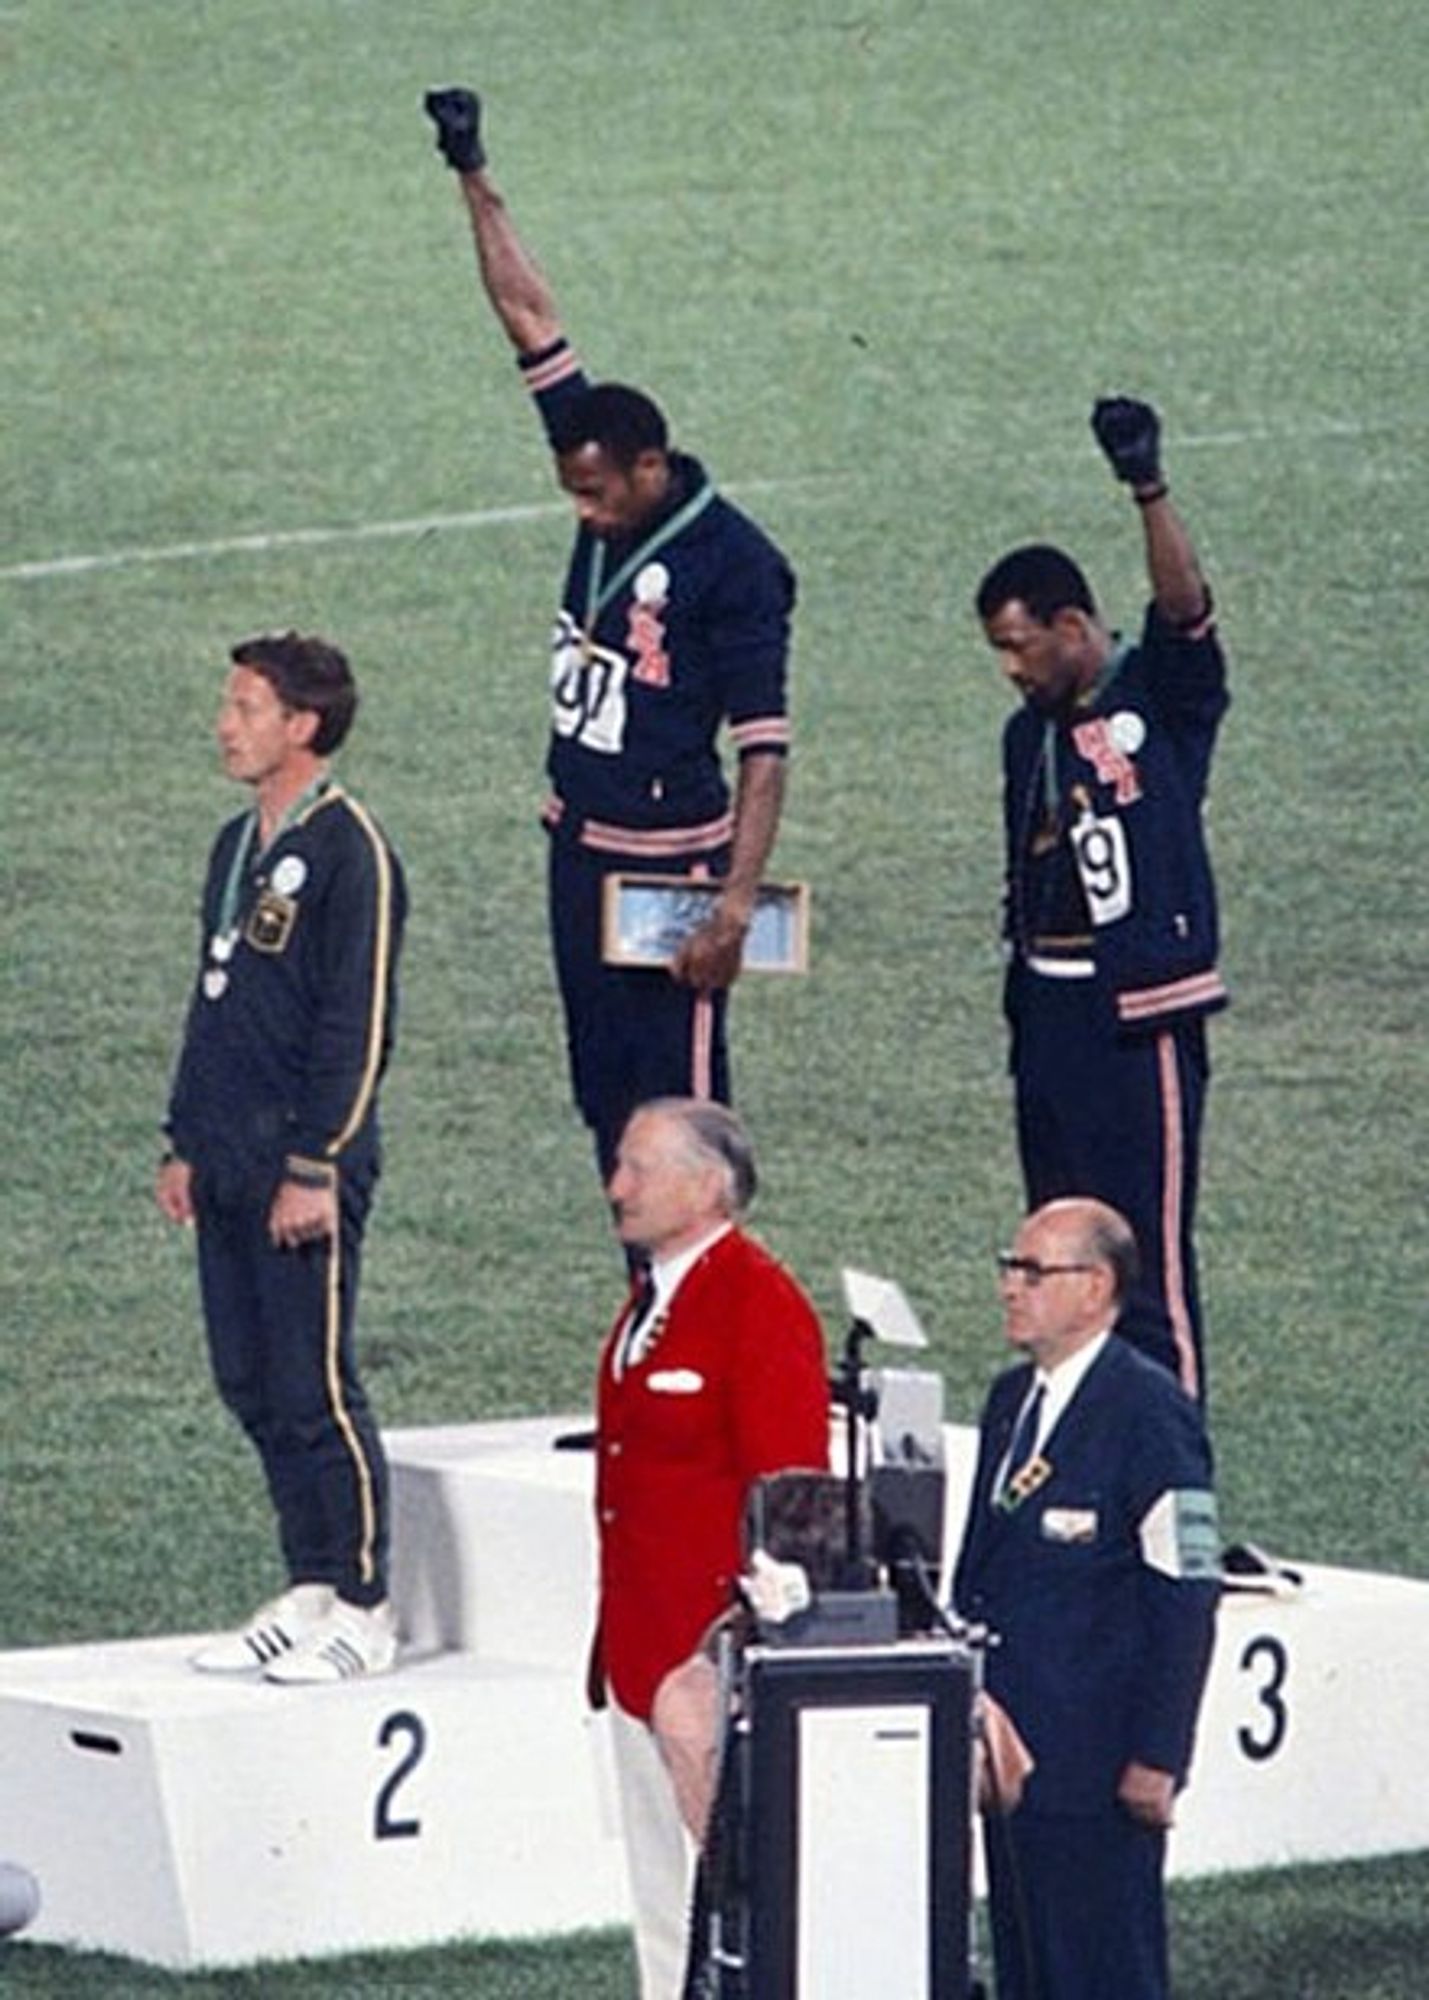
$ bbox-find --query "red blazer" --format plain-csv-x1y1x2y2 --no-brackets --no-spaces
594,1228,830,1719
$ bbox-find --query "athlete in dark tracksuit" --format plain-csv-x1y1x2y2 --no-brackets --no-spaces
529,359,795,1179
977,398,1229,1401
425,87,794,1182
160,635,406,1650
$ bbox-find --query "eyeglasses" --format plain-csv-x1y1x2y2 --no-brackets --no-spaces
996,1252,1097,1287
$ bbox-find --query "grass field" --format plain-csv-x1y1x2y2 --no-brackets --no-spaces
3,0,1426,1993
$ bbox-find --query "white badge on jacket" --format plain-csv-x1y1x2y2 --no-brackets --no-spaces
647,1369,704,1395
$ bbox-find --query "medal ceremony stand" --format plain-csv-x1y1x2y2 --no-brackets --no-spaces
0,1388,1426,1971
0,1416,628,1969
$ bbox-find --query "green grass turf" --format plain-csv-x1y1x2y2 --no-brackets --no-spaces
3,0,1426,1989
6,1852,1429,1998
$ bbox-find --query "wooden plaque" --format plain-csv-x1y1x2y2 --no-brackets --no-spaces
601,875,810,974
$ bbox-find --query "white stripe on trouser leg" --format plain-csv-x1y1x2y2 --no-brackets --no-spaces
610,1701,698,2000
687,860,715,1102
322,1226,378,1587
691,992,714,1100
1155,1032,1199,1401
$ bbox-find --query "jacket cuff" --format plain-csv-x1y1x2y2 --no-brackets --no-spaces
284,1153,338,1190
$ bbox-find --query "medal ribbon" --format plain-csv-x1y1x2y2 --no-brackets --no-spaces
583,480,716,637
215,815,258,941
214,776,328,940
1040,639,1131,817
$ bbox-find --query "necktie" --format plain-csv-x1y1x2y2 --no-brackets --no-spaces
999,1383,1045,1503
617,1271,658,1375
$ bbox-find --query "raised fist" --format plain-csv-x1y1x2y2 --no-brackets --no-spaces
424,87,485,174
1091,396,1162,488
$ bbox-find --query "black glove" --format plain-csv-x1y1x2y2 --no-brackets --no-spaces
424,87,485,174
1091,396,1162,488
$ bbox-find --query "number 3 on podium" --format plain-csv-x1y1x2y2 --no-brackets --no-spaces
1236,1635,1289,1763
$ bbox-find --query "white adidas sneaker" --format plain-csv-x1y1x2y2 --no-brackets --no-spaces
262,1598,398,1685
190,1583,336,1675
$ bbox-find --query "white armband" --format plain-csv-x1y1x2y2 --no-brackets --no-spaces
1139,1488,1220,1581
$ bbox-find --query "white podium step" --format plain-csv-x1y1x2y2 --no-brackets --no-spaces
1,1414,1425,1970
0,1633,626,1968
1172,1560,1429,1876
390,1418,1429,1878
385,1413,599,1666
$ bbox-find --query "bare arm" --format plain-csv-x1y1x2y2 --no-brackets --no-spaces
671,754,786,991
454,169,565,357
425,87,564,355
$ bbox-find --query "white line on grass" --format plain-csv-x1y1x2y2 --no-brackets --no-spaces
1175,418,1375,451
0,501,567,584
0,419,1380,585
0,479,823,585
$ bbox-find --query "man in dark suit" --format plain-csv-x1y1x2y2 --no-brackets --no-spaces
953,1198,1219,2000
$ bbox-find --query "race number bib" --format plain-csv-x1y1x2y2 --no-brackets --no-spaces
1071,808,1133,925
550,615,630,756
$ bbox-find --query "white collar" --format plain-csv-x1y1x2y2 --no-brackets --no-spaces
1030,1328,1112,1447
647,1222,732,1310
615,1223,733,1377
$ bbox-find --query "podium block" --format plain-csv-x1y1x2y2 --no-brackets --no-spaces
384,1414,598,1666
1171,1561,1429,1876
379,1420,1429,1882
0,1415,627,1968
1,1414,1425,1971
0,1635,627,1967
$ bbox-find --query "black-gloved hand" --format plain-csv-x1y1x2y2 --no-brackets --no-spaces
424,87,485,174
1091,396,1162,488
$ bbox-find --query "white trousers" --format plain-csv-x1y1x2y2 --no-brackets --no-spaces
610,1700,698,2000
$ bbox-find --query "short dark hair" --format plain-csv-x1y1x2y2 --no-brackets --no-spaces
229,631,357,755
975,544,1097,626
548,381,669,469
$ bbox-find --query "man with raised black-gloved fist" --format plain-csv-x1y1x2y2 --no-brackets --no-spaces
421,87,796,1197
971,398,1230,1404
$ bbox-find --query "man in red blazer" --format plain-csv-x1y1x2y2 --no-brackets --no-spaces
592,1097,830,1999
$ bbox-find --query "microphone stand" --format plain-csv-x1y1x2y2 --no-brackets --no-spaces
837,1317,879,1588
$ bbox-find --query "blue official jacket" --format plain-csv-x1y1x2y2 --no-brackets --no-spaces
953,1337,1219,1815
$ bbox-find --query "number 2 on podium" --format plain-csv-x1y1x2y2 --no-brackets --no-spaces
374,1710,427,1840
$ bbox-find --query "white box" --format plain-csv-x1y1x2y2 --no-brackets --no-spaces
0,1635,627,1968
